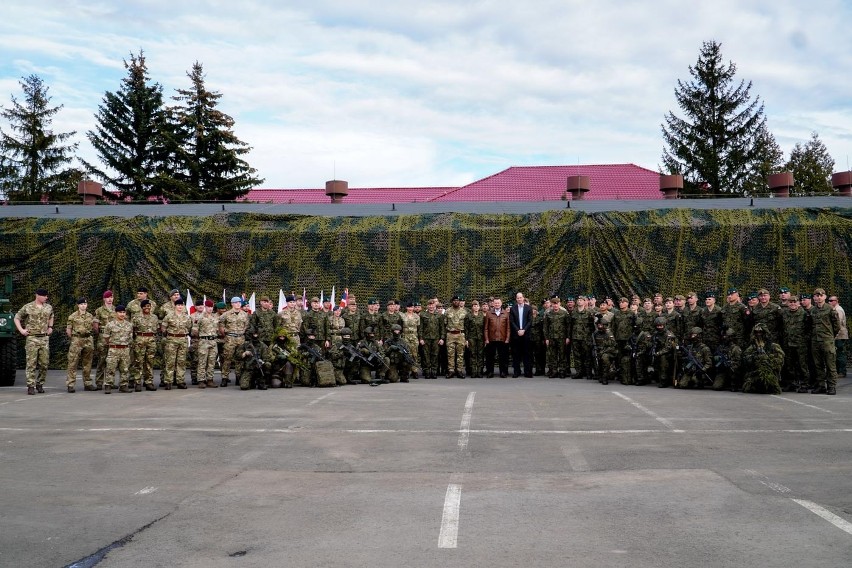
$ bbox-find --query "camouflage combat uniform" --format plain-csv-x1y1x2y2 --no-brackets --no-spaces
93,302,116,388
15,300,53,390
219,308,250,386
102,318,133,391
161,310,192,387
66,309,95,390
193,311,220,387
131,310,160,389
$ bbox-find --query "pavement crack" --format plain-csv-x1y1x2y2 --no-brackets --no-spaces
64,511,172,568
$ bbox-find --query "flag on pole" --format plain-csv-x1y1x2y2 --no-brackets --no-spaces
330,286,335,308
277,289,286,313
248,292,256,314
339,288,348,308
186,289,195,315
222,289,227,304
302,288,307,311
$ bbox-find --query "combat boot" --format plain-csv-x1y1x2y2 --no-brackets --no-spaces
27,386,35,395
145,384,157,391
826,386,837,395
176,383,187,389
104,384,112,394
119,385,131,393
67,386,75,393
220,378,229,387
206,379,218,388
36,384,45,393
198,381,207,389
134,381,142,392
164,383,172,390
84,384,97,391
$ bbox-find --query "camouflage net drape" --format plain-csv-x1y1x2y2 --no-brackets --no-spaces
1,207,851,366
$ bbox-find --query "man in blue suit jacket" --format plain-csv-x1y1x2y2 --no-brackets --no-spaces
510,292,533,377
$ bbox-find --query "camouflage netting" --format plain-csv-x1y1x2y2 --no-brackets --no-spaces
1,207,851,367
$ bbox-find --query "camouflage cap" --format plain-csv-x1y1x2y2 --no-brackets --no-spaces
674,294,685,301
757,288,770,295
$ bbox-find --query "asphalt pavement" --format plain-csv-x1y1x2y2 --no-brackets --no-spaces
1,371,851,568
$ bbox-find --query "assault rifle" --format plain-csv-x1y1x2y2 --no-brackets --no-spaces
628,329,640,382
299,342,327,363
681,344,713,387
388,340,418,369
271,342,308,372
714,346,733,373
341,342,372,367
363,343,391,371
589,335,601,381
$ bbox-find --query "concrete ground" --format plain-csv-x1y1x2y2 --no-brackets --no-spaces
1,371,851,568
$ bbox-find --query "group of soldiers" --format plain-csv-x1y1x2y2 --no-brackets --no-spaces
12,285,847,397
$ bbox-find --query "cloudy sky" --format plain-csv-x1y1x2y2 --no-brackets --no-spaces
1,0,851,189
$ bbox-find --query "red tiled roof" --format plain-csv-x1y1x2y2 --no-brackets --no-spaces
241,164,661,204
430,164,660,202
241,187,454,204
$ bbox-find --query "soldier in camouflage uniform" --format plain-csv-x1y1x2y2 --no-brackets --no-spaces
570,296,594,380
662,297,685,343
379,300,402,342
681,292,703,338
130,299,159,391
328,305,346,347
809,288,840,395
101,305,133,393
359,298,382,344
14,288,54,395
384,324,413,383
93,290,116,389
301,297,330,349
648,317,679,388
751,288,783,343
677,327,712,389
610,297,635,385
249,295,277,345
65,297,95,392
443,296,467,378
741,323,784,394
342,299,362,342
356,326,388,385
238,334,268,390
530,304,545,376
161,298,192,389
781,295,810,393
721,288,748,348
266,327,302,388
700,292,723,354
400,302,421,379
329,327,360,385
712,328,743,391
544,296,570,378
193,299,220,389
590,318,618,385
419,299,445,379
155,288,182,386
465,300,485,377
187,298,204,385
219,296,250,387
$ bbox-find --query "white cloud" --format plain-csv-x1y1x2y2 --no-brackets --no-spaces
1,0,851,189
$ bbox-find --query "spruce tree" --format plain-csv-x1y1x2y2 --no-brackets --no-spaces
0,75,79,202
786,132,834,195
661,41,770,195
83,51,169,201
168,61,263,201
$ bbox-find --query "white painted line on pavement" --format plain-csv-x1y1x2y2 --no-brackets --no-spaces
134,486,158,495
792,499,852,536
307,392,336,406
562,445,590,471
612,391,683,432
438,483,462,548
770,395,833,414
458,392,476,451
0,393,64,406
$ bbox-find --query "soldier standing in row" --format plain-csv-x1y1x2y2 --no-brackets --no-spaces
722,288,748,347
93,290,116,389
444,296,466,378
65,297,95,393
810,288,840,395
781,295,810,393
419,299,445,379
301,297,330,349
400,301,421,379
131,300,159,391
193,299,220,389
648,316,678,388
161,298,192,389
570,296,593,379
14,288,53,395
465,300,485,377
342,299,362,341
359,298,382,344
544,297,569,378
751,288,783,343
610,297,634,385
379,300,402,342
700,292,723,354
220,296,250,387
590,318,617,385
101,305,133,393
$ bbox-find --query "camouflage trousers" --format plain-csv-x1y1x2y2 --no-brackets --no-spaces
421,339,442,376
105,345,131,387
163,338,188,385
403,335,420,365
132,338,157,386
811,340,837,389
572,339,591,378
66,336,94,387
546,339,567,376
196,339,218,384
782,344,810,390
467,340,483,376
220,337,244,383
95,338,109,387
25,336,50,387
446,332,465,374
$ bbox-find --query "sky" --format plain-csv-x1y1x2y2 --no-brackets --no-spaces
1,0,851,189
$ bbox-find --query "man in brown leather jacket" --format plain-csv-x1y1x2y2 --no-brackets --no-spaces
484,297,511,377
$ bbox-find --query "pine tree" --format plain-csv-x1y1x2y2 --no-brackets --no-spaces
168,61,263,201
83,51,170,201
661,41,770,195
742,125,785,196
786,132,834,195
0,75,79,202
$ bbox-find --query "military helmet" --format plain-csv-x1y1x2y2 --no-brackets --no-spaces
654,316,667,327
752,323,768,334
690,327,702,336
724,328,736,337
340,327,352,336
364,326,374,335
391,324,402,332
275,327,288,337
306,327,316,336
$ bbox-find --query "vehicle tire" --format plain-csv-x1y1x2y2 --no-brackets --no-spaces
0,337,17,386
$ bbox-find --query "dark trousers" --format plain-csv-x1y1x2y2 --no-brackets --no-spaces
511,334,532,376
485,341,509,376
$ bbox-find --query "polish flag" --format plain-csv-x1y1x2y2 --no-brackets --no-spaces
277,289,286,313
339,288,348,308
186,289,195,315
